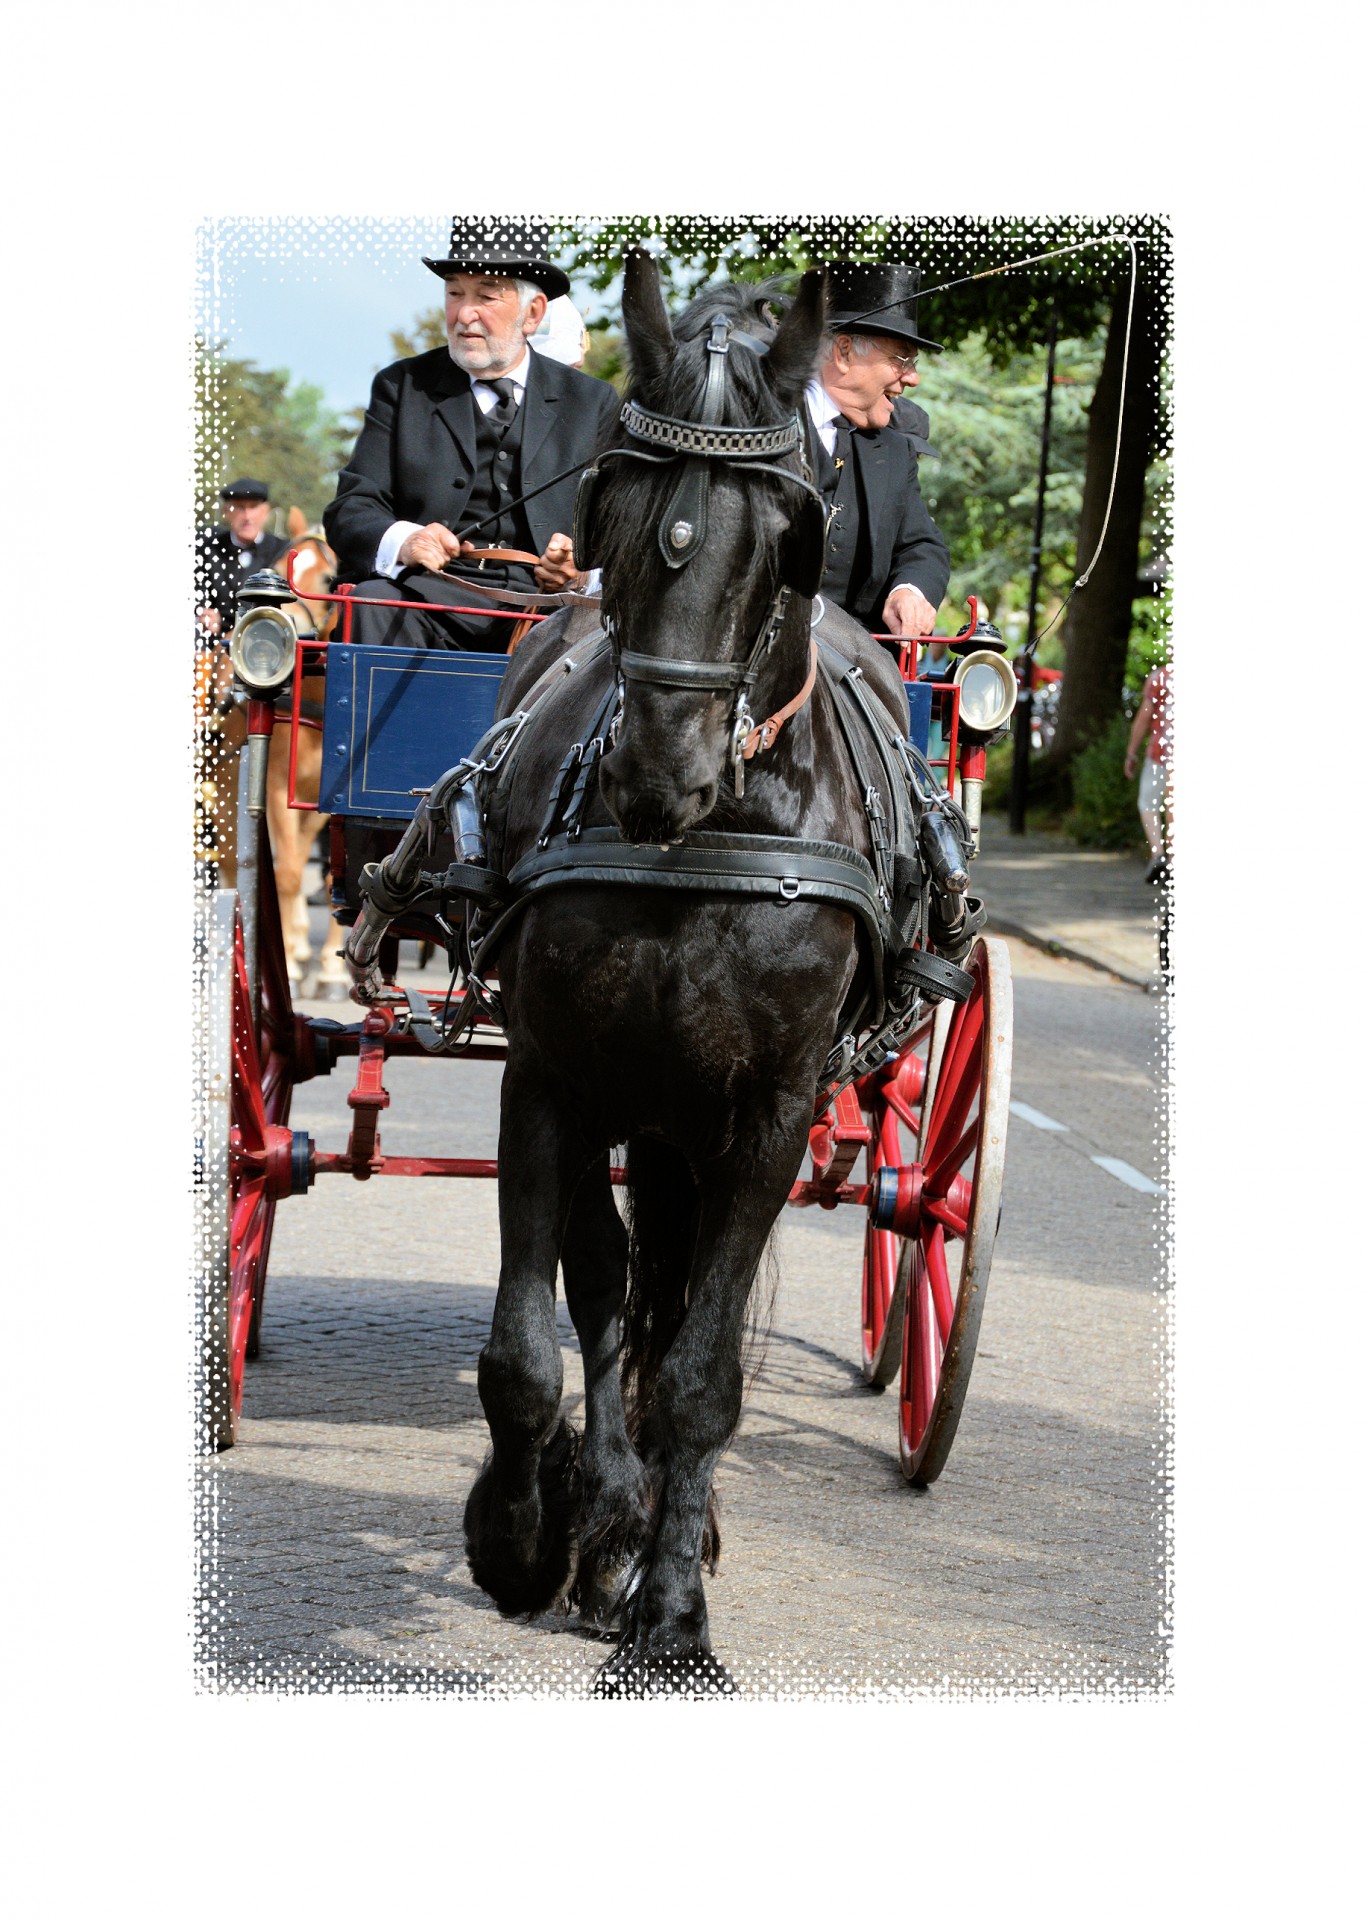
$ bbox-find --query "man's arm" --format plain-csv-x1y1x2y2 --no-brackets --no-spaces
880,444,951,637
1124,680,1155,778
323,364,414,581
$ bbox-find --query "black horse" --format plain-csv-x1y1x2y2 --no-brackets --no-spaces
462,251,916,1694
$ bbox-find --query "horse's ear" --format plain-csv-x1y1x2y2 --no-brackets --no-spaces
763,269,827,409
286,505,308,539
621,246,675,394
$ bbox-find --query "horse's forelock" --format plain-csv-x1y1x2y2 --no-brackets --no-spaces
656,277,791,428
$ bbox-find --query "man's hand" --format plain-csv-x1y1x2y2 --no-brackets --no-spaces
882,584,937,638
196,606,221,637
397,522,464,572
533,533,585,593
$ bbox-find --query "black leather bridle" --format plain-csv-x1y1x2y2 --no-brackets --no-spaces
575,312,830,795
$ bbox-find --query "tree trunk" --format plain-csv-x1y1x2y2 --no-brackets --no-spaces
1044,274,1164,781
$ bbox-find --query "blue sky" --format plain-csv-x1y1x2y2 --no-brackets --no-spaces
199,216,623,418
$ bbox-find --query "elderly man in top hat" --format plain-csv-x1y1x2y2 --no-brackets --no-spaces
807,262,951,639
195,478,290,638
324,219,620,651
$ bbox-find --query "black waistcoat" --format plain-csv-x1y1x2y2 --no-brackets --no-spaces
459,394,533,552
818,423,871,613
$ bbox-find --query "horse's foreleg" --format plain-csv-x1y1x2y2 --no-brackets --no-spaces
599,1122,807,1697
464,1070,587,1618
558,1161,649,1632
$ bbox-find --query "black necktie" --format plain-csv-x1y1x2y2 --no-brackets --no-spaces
484,378,517,429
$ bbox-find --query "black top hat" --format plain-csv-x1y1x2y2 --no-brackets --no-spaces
422,217,570,299
825,261,943,354
220,477,271,502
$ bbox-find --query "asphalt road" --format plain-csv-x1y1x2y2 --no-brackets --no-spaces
198,932,1169,1697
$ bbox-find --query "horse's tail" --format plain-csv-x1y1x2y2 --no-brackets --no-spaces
619,1136,721,1572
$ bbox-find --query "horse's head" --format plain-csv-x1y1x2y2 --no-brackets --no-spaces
593,250,827,844
282,508,339,640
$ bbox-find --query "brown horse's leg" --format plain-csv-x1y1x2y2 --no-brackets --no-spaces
204,695,246,891
266,731,310,982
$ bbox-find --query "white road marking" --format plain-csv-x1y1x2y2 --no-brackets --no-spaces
1090,1155,1164,1195
1009,1100,1069,1132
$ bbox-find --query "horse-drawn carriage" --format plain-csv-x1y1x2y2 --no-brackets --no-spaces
196,253,1018,1692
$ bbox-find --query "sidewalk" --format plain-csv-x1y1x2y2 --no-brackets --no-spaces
971,813,1161,991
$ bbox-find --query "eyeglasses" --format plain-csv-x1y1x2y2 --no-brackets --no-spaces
883,348,919,378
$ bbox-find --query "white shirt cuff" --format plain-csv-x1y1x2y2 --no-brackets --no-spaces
889,582,929,601
376,521,425,579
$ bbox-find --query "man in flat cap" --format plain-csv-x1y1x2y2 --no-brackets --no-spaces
324,218,620,650
807,262,950,639
195,479,290,638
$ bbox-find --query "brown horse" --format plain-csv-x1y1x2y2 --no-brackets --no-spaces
196,511,351,996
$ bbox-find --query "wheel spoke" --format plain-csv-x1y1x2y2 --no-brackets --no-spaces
922,996,984,1172
925,1113,981,1198
924,1224,956,1345
914,1254,938,1434
924,1195,969,1239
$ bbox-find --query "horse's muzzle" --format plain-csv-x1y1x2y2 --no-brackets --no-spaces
599,752,718,846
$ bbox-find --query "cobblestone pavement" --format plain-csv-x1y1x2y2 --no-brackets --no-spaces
199,935,1169,1698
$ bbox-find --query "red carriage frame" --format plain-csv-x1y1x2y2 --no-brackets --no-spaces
202,551,1012,1487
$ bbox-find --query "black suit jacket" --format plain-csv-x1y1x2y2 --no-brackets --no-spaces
835,421,950,627
324,346,621,582
194,524,290,630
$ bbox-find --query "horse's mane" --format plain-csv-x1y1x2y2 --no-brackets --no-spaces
596,277,799,607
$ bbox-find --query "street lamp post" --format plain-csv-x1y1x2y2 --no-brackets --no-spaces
1009,304,1059,836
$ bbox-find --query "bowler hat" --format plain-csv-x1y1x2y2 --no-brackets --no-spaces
423,217,571,299
825,261,943,354
221,477,271,502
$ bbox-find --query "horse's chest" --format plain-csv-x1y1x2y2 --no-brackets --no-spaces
502,895,854,1130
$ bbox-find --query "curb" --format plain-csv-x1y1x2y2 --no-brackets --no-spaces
984,913,1158,993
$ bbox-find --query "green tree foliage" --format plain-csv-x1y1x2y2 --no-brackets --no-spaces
918,329,1101,624
194,340,353,528
389,311,446,358
1062,712,1146,849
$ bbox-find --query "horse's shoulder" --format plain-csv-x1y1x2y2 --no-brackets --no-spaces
813,604,909,733
498,601,606,715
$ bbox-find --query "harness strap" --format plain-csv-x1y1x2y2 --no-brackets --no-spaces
503,826,888,956
742,638,818,761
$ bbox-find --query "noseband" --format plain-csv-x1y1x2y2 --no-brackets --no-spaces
595,313,828,796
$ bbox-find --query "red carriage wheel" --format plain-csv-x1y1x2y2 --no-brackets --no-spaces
197,839,298,1451
245,823,296,1358
859,1019,933,1385
895,937,1013,1485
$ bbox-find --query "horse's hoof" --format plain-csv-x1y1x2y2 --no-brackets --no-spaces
575,1554,644,1638
464,1419,582,1618
592,1645,737,1700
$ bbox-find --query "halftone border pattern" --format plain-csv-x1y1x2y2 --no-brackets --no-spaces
192,213,1174,1701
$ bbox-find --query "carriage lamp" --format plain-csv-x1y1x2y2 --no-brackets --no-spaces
951,649,1018,740
229,606,297,694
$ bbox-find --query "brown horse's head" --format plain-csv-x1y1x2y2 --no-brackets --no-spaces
281,507,339,640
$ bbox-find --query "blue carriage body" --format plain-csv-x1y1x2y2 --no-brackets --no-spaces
319,642,936,820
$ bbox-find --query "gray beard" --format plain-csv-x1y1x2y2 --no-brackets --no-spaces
448,338,527,378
